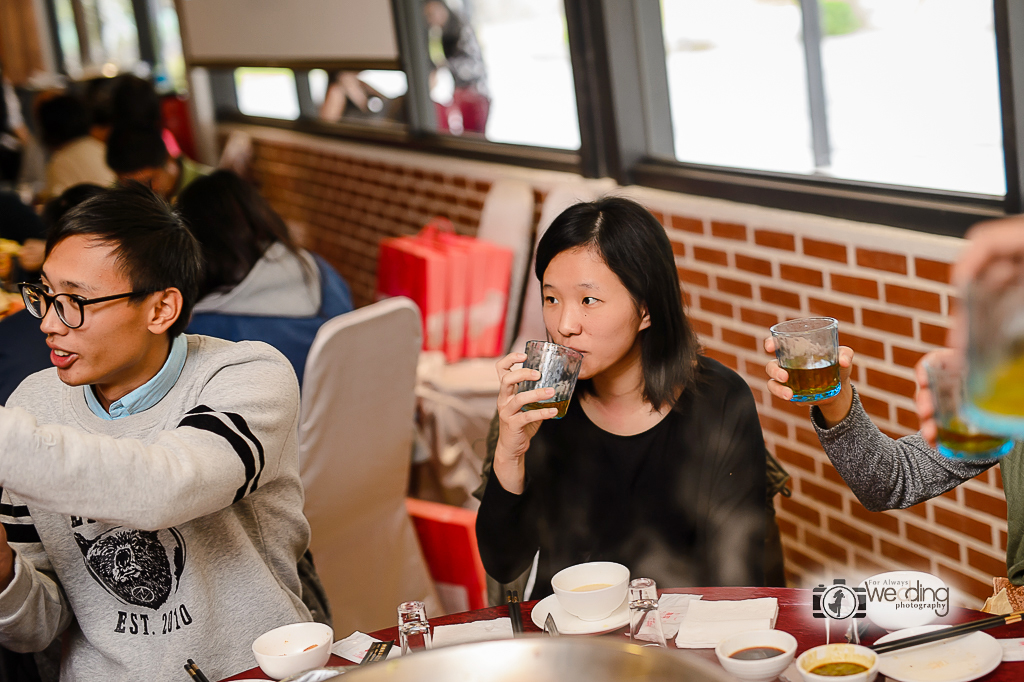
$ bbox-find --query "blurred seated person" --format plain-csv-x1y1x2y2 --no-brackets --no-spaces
475,197,783,599
423,0,490,135
0,184,105,405
86,75,182,158
0,190,46,279
1,64,28,185
318,71,406,124
36,94,115,197
177,171,353,386
106,125,209,201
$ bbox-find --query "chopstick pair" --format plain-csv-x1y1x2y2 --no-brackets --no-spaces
183,659,211,682
870,611,1024,655
506,589,524,635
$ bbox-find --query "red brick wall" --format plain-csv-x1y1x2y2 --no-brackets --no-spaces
237,125,1003,606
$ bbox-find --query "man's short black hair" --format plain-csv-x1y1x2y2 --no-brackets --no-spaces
36,94,91,149
105,126,169,174
46,182,202,337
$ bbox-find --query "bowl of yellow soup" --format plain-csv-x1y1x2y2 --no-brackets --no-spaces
796,643,878,682
550,561,629,621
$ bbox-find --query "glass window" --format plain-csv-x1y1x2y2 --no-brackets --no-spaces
234,68,300,120
661,0,813,174
83,0,140,73
53,0,83,76
310,69,408,125
660,0,1004,196
421,0,580,149
819,0,1003,195
152,0,188,93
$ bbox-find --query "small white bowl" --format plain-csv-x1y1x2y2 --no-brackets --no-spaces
715,629,797,682
859,571,947,631
550,562,629,621
252,622,333,680
796,643,878,682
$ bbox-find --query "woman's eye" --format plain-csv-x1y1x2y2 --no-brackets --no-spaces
544,296,558,304
582,297,599,305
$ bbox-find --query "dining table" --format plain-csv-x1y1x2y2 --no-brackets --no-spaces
220,586,1024,681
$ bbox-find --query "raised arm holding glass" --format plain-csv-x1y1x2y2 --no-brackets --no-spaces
475,197,781,601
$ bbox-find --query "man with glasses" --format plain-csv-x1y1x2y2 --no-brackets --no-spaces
0,183,313,681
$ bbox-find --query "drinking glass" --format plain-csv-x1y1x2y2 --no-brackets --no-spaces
965,270,1024,438
770,317,841,402
925,355,1013,460
516,340,584,419
628,578,667,648
397,600,432,655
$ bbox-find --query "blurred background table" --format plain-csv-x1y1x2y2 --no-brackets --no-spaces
221,587,1024,681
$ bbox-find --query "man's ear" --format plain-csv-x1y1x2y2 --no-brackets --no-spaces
146,288,184,335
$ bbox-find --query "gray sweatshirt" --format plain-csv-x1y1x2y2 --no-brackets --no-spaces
813,386,1024,583
0,335,312,681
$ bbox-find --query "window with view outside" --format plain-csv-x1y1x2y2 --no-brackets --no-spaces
422,0,580,149
660,0,1004,197
234,68,300,120
309,69,408,125
82,0,140,74
153,0,187,93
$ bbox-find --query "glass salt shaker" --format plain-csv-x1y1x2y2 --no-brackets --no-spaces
628,577,667,648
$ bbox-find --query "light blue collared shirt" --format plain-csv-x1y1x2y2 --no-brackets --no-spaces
85,334,188,420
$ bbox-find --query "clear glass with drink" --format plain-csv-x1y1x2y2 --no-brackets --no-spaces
516,340,584,419
965,268,1024,438
397,600,432,655
770,317,841,402
628,577,667,648
925,354,1013,460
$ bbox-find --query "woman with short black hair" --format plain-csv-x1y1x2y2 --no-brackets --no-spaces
475,196,783,600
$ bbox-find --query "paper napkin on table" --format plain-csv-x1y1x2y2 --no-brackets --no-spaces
635,593,703,642
331,631,401,663
431,618,514,648
999,638,1024,662
674,597,779,648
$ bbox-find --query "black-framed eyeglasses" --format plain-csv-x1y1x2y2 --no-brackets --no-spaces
19,283,156,330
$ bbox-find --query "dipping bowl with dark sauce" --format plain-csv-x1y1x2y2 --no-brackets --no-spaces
715,630,798,682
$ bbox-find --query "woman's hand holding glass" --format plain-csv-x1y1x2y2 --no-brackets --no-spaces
493,352,560,495
764,337,856,428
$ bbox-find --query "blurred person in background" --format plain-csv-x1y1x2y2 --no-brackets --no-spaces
476,197,785,600
106,125,208,201
0,63,29,186
423,0,490,135
0,190,45,280
177,170,353,386
36,94,115,198
0,184,105,405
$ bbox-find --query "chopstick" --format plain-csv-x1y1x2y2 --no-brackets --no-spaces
870,611,1024,655
507,589,524,635
183,660,210,682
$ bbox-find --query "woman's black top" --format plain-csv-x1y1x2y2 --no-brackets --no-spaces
475,356,769,600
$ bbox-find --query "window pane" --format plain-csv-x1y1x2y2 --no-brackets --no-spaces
54,0,83,75
661,0,813,174
820,0,1003,195
152,0,188,93
234,68,300,120
78,0,140,72
421,0,580,149
311,69,408,125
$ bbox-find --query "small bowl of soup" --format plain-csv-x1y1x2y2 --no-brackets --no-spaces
252,622,334,680
715,629,798,682
796,643,878,682
550,562,630,621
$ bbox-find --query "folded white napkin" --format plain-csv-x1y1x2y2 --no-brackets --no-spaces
674,597,779,648
430,618,514,648
1000,638,1024,662
331,631,401,663
635,593,702,642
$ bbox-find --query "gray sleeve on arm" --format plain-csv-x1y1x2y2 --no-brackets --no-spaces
812,386,995,511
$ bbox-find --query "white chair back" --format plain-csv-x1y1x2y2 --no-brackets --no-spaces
299,298,440,633
475,179,535,354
